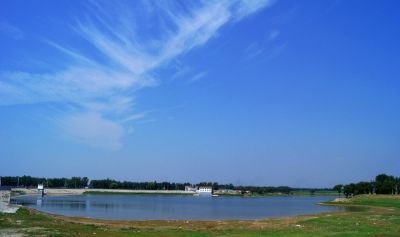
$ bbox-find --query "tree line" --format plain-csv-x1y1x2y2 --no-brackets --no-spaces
89,179,191,190
333,174,400,197
8,174,394,196
1,176,331,195
0,176,89,188
88,180,298,194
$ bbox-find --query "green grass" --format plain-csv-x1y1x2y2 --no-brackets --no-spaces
328,194,400,208
10,190,26,196
350,195,400,208
291,190,338,196
1,195,400,236
243,190,338,197
217,190,338,197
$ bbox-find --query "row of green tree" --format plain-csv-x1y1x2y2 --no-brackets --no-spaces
1,176,360,195
89,179,191,190
1,176,89,188
333,174,400,197
88,179,296,194
235,185,292,194
1,176,295,194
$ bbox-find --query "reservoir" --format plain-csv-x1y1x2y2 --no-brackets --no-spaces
12,194,340,220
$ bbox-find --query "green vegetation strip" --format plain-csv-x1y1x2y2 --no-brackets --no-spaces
1,195,400,236
326,194,400,208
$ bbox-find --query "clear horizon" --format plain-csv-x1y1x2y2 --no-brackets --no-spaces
1,0,399,188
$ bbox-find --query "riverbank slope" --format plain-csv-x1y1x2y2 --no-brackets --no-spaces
12,188,194,196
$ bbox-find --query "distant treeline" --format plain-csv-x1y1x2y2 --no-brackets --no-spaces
0,176,88,188
0,176,308,194
89,179,295,194
4,175,373,196
333,174,400,197
90,179,191,190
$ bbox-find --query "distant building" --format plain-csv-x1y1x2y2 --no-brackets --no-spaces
215,189,240,194
185,186,197,192
197,186,212,194
38,184,44,196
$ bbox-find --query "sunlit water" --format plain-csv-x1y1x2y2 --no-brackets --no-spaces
12,194,341,220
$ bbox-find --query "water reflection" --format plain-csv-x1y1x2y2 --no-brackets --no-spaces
36,198,42,206
12,195,342,220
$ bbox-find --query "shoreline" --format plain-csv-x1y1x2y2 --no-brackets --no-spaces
11,188,338,197
22,205,336,223
2,195,399,236
11,188,195,197
5,198,390,225
10,195,341,222
15,203,343,222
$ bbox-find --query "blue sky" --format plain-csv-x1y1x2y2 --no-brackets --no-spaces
1,0,399,187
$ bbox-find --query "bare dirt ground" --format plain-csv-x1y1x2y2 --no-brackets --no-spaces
12,188,193,196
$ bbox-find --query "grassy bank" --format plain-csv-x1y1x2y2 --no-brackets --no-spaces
1,195,400,236
325,194,400,208
216,190,338,197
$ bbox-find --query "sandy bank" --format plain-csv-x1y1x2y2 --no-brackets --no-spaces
12,188,194,196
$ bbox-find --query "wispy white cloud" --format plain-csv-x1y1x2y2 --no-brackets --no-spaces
232,0,276,20
0,22,24,40
120,113,147,124
243,29,284,61
187,72,207,84
60,112,124,150
169,61,191,82
268,30,280,41
243,42,266,61
0,0,274,150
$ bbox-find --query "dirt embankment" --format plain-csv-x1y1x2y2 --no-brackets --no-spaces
12,188,194,196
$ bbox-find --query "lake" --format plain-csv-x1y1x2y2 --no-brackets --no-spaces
12,194,340,220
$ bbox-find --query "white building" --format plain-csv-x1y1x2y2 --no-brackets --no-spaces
185,186,197,192
37,184,44,196
197,186,212,194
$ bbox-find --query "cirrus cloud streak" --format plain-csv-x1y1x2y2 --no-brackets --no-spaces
0,0,274,150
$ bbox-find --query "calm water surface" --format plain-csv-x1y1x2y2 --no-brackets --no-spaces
13,194,340,220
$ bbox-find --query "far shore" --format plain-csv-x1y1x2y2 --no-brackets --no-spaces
11,188,338,197
11,188,195,196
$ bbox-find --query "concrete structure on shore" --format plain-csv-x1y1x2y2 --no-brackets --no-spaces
11,188,195,196
38,184,44,196
197,186,212,195
0,186,18,214
185,186,197,192
0,187,11,204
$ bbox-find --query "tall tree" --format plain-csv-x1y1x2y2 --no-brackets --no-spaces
333,184,343,197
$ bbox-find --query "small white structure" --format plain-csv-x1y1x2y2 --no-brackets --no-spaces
197,186,212,195
38,184,44,196
185,186,197,192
